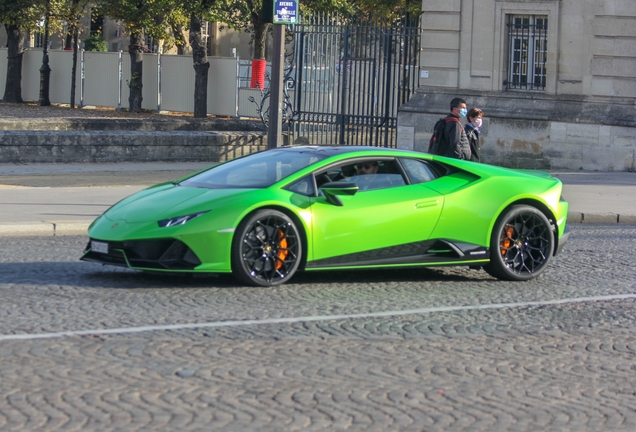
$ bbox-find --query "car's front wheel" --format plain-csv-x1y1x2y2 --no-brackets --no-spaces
484,205,554,281
232,209,302,287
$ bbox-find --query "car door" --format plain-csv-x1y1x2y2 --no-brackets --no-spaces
309,158,444,263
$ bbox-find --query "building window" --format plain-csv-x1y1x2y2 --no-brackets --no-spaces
506,15,548,91
201,20,210,40
145,35,155,52
33,32,44,48
90,14,103,36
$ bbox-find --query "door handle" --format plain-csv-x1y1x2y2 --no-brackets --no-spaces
415,199,441,209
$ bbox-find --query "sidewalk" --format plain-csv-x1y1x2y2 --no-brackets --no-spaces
0,162,211,236
550,170,636,223
0,163,635,236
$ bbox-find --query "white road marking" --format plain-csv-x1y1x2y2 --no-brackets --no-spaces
1,293,635,342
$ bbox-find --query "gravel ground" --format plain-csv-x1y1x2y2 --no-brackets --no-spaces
0,101,194,122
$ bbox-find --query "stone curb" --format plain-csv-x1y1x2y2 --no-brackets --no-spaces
0,221,90,237
2,214,636,238
567,212,636,224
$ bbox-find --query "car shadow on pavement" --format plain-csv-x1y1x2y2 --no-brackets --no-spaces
0,261,494,289
291,267,492,284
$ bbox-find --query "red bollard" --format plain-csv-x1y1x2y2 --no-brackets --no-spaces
250,59,266,89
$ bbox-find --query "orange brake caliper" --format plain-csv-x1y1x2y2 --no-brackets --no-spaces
276,229,289,270
501,226,515,256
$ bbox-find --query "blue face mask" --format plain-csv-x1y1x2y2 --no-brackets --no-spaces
459,108,467,118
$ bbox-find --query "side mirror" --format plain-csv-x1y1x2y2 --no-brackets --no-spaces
319,181,359,206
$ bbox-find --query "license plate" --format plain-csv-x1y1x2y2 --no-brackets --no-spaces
91,241,109,254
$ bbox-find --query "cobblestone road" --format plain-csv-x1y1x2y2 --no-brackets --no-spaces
1,225,635,431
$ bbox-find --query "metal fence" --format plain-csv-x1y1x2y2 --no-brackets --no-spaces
0,48,251,117
288,14,421,147
1,12,421,146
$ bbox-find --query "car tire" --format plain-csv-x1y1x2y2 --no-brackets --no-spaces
484,205,554,281
232,209,302,287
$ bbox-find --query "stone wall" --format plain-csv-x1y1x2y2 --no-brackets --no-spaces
398,89,636,171
406,0,636,170
0,130,268,164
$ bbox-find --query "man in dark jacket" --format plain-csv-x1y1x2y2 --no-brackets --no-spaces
434,98,472,160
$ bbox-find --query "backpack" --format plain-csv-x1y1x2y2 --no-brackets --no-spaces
428,116,462,155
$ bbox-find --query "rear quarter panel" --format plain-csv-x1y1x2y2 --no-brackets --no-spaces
426,170,563,247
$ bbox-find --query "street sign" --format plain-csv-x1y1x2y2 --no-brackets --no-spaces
273,0,298,25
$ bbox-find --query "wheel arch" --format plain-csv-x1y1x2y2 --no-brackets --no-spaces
233,205,309,271
491,198,559,255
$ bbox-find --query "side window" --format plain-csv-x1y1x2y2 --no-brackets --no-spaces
316,166,350,188
346,159,406,191
286,175,316,196
400,158,437,184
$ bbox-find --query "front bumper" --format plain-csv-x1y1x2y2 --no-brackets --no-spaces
81,238,202,270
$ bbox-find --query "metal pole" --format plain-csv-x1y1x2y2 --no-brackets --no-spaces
157,51,161,113
338,25,350,145
79,46,85,108
268,24,286,149
117,50,123,112
38,0,51,106
383,26,393,147
235,55,240,117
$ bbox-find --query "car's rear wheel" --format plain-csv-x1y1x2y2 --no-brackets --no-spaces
232,209,302,287
484,205,554,281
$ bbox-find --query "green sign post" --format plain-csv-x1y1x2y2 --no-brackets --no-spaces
263,0,298,148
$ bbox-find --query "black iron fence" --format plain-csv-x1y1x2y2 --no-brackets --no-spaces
287,14,421,147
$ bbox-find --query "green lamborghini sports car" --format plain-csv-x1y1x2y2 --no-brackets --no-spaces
81,146,570,286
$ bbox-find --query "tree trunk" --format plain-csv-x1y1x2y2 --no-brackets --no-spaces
65,0,76,49
189,13,209,119
128,32,144,111
70,27,79,108
39,1,52,107
252,11,269,60
3,25,24,103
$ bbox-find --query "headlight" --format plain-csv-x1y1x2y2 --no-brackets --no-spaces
158,211,209,228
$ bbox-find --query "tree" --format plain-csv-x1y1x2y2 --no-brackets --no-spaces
212,0,267,60
0,0,47,103
167,10,189,55
175,0,218,118
101,0,175,111
189,12,210,118
212,0,389,61
302,0,420,19
51,0,95,108
84,33,108,51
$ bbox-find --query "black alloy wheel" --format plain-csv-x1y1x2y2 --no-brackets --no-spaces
232,209,302,287
484,205,554,281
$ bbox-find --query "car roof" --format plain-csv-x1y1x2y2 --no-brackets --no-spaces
276,145,418,157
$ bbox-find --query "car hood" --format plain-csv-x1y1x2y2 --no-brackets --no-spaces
103,184,252,223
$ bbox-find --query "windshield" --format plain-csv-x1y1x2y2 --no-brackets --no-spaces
180,149,327,189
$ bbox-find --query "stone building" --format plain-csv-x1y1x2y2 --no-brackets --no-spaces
398,0,636,171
